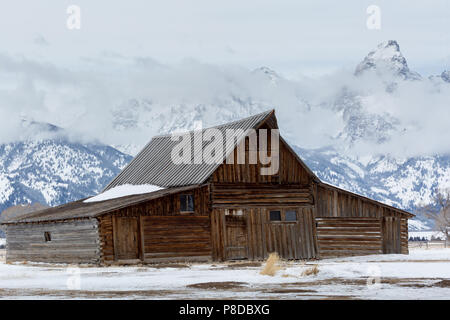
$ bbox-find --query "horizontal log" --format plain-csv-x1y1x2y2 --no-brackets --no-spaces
317,227,381,232
143,255,211,263
316,217,380,222
318,239,382,245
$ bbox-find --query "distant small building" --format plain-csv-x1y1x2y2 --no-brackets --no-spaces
1,110,413,264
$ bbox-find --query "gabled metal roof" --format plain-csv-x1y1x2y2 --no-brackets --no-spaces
104,110,276,190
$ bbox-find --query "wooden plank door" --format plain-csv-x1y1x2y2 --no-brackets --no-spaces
224,210,248,260
114,216,140,261
382,217,401,254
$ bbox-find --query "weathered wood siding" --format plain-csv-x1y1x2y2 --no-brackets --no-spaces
400,218,409,254
315,217,382,258
142,216,211,262
6,219,100,264
99,185,212,263
315,184,408,256
210,136,311,185
316,185,381,218
211,184,313,208
99,215,114,263
382,216,401,254
211,207,318,261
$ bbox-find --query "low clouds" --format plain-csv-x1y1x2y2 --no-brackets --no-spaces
0,52,449,159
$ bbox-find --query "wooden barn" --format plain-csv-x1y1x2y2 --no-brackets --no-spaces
2,110,413,265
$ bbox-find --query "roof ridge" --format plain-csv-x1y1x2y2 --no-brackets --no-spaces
151,109,274,139
102,109,276,190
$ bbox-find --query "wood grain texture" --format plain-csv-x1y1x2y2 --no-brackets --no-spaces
5,219,100,264
211,207,318,261
210,129,312,185
316,217,382,258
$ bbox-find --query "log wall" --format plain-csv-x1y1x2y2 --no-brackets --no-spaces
211,183,313,208
315,217,382,258
315,184,409,256
141,216,211,262
5,219,100,264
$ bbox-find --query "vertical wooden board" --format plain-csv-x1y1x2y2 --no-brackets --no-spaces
268,224,275,254
260,209,267,259
276,225,283,257
304,209,312,258
210,211,218,260
112,216,118,261
295,210,302,259
272,225,279,255
396,218,401,253
289,223,296,259
288,224,295,259
254,209,263,259
247,209,254,260
311,209,319,257
298,208,306,258
333,190,338,217
303,208,311,258
281,223,289,259
139,215,145,259
214,210,223,261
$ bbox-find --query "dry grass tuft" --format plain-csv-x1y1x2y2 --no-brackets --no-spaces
301,264,319,276
260,253,281,276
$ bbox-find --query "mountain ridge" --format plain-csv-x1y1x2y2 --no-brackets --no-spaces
1,40,449,232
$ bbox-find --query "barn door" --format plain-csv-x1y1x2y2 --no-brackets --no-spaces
382,217,401,254
224,210,248,260
114,216,140,261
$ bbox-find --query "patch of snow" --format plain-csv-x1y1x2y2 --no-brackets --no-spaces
84,184,164,203
370,187,389,195
0,175,13,203
408,219,432,231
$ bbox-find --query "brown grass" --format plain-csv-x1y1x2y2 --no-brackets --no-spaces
260,253,281,276
433,280,450,288
301,264,319,276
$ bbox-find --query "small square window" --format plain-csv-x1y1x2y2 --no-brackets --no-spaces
44,232,51,242
180,194,194,212
270,211,281,221
285,210,297,221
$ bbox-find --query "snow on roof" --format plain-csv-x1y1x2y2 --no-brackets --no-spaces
84,184,164,203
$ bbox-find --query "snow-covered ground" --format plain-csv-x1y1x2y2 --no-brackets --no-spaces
0,248,449,300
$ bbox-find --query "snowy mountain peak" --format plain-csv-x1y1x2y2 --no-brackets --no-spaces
355,40,421,80
0,123,132,215
252,66,281,83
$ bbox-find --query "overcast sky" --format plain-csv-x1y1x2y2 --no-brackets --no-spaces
0,1,449,157
0,1,449,78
